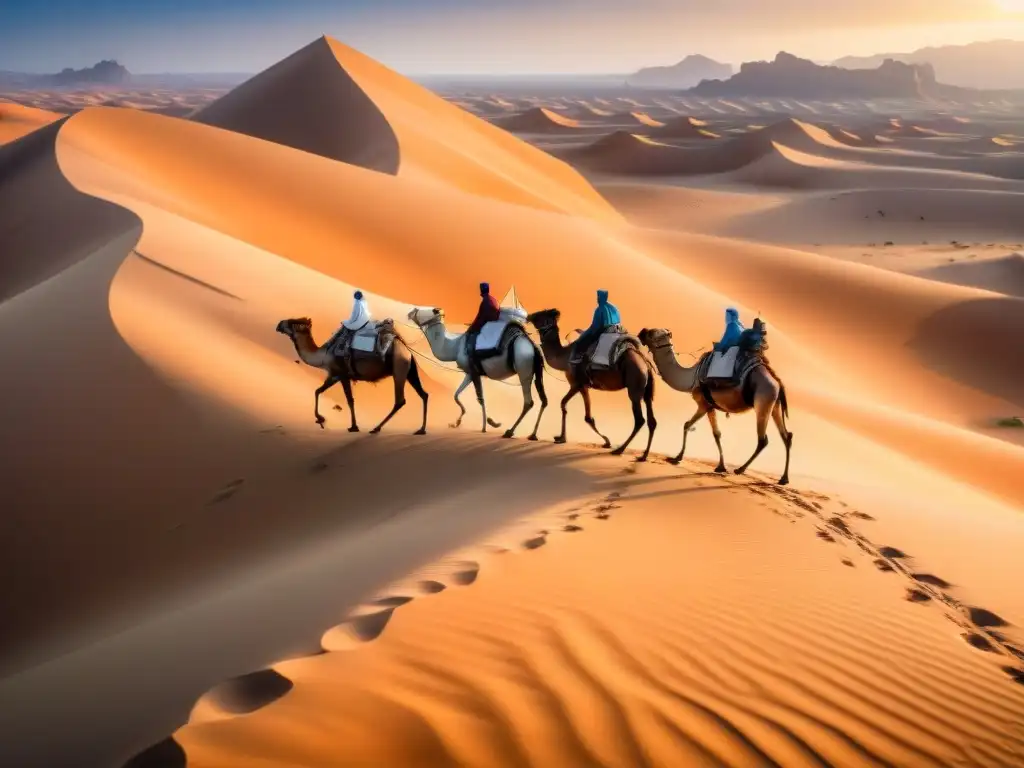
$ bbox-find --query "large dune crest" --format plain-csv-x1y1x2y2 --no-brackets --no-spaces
196,36,619,221
490,106,582,132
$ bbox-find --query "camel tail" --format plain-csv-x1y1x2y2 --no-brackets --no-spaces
644,363,655,403
779,383,789,421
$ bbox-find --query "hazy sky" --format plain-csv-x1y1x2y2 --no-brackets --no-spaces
3,0,1024,74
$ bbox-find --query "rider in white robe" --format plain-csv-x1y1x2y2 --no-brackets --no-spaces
331,290,371,353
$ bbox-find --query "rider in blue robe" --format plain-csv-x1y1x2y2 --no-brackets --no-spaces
574,289,621,354
714,307,744,352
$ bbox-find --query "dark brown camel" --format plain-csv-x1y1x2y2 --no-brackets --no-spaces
276,318,428,435
526,309,656,461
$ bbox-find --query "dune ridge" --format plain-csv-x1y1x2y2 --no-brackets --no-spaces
2,33,1024,768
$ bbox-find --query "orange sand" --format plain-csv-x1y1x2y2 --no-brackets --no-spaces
1,34,1022,768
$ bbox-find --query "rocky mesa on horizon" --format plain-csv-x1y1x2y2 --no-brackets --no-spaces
626,54,733,89
0,60,131,88
686,51,980,99
833,40,1024,91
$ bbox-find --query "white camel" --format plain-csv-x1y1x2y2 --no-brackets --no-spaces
408,307,547,439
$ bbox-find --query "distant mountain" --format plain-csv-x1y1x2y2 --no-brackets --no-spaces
833,40,1024,90
0,60,130,88
626,55,733,89
687,51,975,99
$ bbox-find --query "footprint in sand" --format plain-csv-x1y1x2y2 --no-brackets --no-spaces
449,560,480,585
967,607,1009,628
850,511,876,521
122,737,187,768
912,573,953,588
1002,666,1024,685
564,524,583,533
874,559,895,572
523,534,547,550
878,546,907,560
816,530,836,543
841,558,855,567
205,669,294,715
906,588,932,604
207,479,244,505
962,632,997,653
418,580,447,594
323,604,400,649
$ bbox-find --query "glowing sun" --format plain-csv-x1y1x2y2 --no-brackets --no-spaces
995,0,1024,12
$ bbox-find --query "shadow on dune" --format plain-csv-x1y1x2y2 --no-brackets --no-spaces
192,37,400,175
908,296,1024,411
122,738,186,768
0,117,142,302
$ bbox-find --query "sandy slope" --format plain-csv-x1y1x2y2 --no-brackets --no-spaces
0,101,61,144
2,34,1023,768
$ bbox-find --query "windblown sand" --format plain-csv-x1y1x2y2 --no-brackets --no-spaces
1,35,1023,768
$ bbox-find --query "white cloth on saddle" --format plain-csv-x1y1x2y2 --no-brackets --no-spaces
474,319,516,351
498,306,527,324
591,332,627,368
708,346,740,379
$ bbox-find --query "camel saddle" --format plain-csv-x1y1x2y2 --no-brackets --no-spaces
470,319,527,371
696,346,766,410
326,320,396,376
571,327,641,377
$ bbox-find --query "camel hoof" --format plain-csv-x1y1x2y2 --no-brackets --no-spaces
635,456,648,463
553,436,567,444
487,419,502,428
610,448,625,456
348,427,360,433
414,428,427,436
370,428,381,435
734,468,746,476
666,456,682,466
502,430,515,439
714,464,728,474
778,476,790,486
527,434,538,442
448,422,460,429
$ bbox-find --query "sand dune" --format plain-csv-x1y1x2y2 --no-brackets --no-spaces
3,34,1024,768
651,115,719,139
0,101,61,144
490,105,582,133
917,252,1024,297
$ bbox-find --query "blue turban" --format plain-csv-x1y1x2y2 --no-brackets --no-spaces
354,290,363,300
480,282,490,295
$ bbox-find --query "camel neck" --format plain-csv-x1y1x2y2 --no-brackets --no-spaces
537,325,570,371
292,332,327,367
652,342,697,391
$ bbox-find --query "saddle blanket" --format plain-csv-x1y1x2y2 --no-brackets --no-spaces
474,319,523,352
590,332,640,369
707,346,740,379
348,319,395,357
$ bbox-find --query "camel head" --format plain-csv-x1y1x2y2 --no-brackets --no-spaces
526,309,560,334
276,317,313,339
637,328,672,349
408,307,444,328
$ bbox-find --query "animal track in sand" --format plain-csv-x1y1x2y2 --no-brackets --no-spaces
207,479,244,505
121,737,187,768
204,669,294,715
523,534,548,550
755,486,1024,687
418,580,447,594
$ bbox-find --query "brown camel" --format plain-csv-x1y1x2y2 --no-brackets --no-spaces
526,309,656,461
276,318,428,435
637,328,792,484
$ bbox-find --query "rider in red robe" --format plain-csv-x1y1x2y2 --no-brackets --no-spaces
466,282,500,376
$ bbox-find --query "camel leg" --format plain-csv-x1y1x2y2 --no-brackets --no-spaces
734,391,774,476
772,400,793,485
555,384,582,444
707,409,727,473
406,356,429,436
637,370,657,462
581,388,612,449
473,375,489,434
528,350,548,442
669,400,709,465
370,367,408,435
340,378,358,432
503,363,534,439
314,375,339,429
450,373,472,428
611,379,646,457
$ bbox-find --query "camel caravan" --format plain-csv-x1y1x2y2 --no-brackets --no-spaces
277,284,793,484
